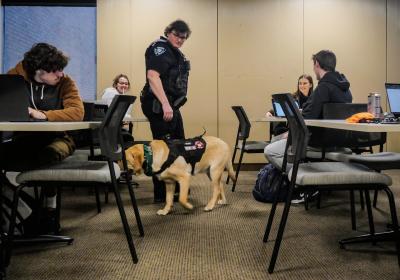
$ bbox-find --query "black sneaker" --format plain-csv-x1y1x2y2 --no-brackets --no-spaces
291,191,319,204
291,192,305,204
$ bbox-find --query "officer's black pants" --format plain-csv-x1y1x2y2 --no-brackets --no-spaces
141,100,185,201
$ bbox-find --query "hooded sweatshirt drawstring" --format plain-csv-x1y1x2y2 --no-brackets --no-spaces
30,83,45,110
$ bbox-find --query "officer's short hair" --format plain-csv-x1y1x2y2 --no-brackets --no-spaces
164,19,192,39
312,50,336,72
23,42,69,79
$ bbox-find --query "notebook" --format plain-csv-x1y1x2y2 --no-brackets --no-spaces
385,83,400,118
272,99,299,117
0,74,32,122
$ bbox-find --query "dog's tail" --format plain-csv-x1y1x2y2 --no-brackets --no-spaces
225,158,236,183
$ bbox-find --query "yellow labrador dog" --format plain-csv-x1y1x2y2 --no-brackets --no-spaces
125,136,235,215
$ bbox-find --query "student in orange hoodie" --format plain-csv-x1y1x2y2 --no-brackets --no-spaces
1,43,84,217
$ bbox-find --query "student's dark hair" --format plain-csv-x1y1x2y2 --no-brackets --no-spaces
164,19,192,39
112,74,131,89
312,50,336,72
22,43,69,79
293,74,314,99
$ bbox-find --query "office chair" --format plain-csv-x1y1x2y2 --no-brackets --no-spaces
263,94,398,273
227,106,269,192
5,95,143,268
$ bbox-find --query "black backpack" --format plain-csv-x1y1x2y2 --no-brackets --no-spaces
252,163,288,203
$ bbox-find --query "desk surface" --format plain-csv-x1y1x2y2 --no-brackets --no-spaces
253,117,400,132
123,116,148,123
252,117,287,123
305,119,400,132
0,121,101,132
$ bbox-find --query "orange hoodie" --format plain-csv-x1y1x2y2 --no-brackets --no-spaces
7,62,84,121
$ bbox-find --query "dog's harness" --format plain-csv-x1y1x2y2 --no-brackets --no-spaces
144,136,207,176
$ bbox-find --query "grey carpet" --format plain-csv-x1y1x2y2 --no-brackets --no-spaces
7,170,400,280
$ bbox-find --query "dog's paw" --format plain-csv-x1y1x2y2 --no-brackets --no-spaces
181,202,194,210
157,209,170,216
217,199,227,205
204,205,214,212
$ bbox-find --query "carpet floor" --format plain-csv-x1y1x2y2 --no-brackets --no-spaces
7,170,400,280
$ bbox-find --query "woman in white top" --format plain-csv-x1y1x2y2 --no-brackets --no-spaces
101,74,132,118
101,74,134,146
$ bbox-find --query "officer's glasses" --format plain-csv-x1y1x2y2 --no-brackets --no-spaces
171,31,188,40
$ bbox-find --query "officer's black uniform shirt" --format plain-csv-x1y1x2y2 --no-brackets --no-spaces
145,37,178,92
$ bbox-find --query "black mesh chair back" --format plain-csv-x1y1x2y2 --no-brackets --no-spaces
232,106,251,140
322,103,386,152
272,93,309,170
229,106,269,191
98,95,136,162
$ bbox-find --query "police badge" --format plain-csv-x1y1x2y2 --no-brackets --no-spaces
154,46,166,56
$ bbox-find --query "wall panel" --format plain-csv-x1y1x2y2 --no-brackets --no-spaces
98,0,217,141
218,0,303,162
98,0,398,161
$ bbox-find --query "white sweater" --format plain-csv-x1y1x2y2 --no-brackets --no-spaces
101,87,133,118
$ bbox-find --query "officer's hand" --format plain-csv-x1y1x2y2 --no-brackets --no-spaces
162,103,174,122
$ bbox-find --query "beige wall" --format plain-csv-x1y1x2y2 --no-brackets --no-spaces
97,0,217,141
98,0,400,162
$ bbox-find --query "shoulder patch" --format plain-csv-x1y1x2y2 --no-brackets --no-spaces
154,46,166,56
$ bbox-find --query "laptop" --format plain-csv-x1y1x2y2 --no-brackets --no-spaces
272,99,299,117
385,83,400,118
0,74,32,122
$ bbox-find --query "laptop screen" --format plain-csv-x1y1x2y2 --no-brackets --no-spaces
0,74,31,121
272,99,299,117
385,83,400,117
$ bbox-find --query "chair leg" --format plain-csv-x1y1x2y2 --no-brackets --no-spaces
364,190,376,245
125,177,144,237
304,193,309,211
382,188,400,266
5,185,22,267
227,148,238,184
373,189,379,208
104,186,109,204
316,191,321,209
359,190,365,210
94,186,101,213
268,186,294,274
109,162,138,264
350,191,357,230
263,176,285,243
55,187,62,235
232,150,244,192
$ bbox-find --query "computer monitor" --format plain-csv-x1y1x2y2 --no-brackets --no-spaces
272,99,299,117
385,83,400,118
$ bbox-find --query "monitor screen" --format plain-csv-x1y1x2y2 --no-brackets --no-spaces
385,83,400,114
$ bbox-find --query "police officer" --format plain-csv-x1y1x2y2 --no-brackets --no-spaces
141,19,191,202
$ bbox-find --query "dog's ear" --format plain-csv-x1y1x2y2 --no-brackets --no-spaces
125,144,144,173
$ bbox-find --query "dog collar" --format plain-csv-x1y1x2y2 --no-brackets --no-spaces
142,144,153,176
